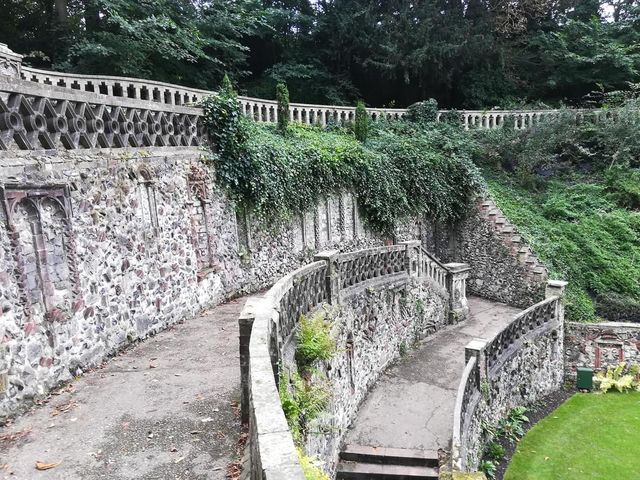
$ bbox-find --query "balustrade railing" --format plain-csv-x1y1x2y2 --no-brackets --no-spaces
421,247,449,290
484,297,558,375
0,75,201,151
450,280,567,472
0,44,617,133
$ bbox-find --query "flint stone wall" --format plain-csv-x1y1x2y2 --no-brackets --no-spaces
442,207,544,309
565,322,640,376
462,325,564,470
280,277,449,477
0,147,392,418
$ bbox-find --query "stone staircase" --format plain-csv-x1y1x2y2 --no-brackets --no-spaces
336,445,439,480
478,199,547,281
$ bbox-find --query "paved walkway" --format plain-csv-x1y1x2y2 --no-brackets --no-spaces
344,296,521,452
0,299,245,480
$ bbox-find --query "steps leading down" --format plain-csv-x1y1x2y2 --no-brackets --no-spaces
336,445,439,480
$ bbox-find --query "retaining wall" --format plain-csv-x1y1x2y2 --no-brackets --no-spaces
452,281,567,472
0,147,386,418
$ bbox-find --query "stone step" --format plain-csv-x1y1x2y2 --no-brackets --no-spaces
510,235,522,244
500,226,515,234
336,461,439,480
340,445,439,468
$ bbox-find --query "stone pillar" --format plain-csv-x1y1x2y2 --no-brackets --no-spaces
445,262,471,323
314,250,340,305
238,298,258,425
465,338,488,388
546,279,568,322
399,239,421,277
0,43,23,78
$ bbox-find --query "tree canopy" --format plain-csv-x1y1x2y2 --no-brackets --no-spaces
1,0,639,108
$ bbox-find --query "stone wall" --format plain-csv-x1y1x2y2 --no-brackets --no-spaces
452,281,567,472
298,278,449,476
565,322,640,376
239,243,465,479
0,147,383,419
443,199,546,309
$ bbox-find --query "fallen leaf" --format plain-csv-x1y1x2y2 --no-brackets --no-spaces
35,461,60,471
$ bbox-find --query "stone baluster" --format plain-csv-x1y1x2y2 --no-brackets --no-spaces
463,114,470,130
444,262,471,323
399,240,421,277
314,250,341,305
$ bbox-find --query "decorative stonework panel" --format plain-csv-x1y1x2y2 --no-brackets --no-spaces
1,186,75,319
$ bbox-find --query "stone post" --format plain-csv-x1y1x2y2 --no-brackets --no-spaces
465,338,488,389
546,279,568,322
238,298,259,425
314,250,340,305
0,43,23,78
399,239,421,277
444,262,471,323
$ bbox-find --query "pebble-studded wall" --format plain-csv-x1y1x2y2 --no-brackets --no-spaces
0,147,383,419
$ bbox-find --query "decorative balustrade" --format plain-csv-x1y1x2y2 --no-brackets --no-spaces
484,297,558,375
0,75,201,151
0,44,616,133
421,247,449,290
450,279,567,472
337,244,407,290
238,241,468,479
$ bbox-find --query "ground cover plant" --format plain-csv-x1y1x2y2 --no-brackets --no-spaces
475,105,640,322
504,392,640,480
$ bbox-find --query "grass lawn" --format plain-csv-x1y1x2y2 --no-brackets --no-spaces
504,392,640,480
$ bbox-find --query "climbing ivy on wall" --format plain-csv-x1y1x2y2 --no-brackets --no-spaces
201,87,484,234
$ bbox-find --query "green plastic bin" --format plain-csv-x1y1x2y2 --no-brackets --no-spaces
577,367,593,390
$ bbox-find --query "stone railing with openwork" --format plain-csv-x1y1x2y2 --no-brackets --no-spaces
0,75,202,151
450,280,567,472
0,43,613,132
237,241,469,479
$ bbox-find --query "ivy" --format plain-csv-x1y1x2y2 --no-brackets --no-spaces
201,88,484,233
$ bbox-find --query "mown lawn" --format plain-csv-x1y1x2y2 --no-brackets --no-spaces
504,392,640,480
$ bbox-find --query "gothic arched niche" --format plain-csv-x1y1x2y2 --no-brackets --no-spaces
2,185,75,319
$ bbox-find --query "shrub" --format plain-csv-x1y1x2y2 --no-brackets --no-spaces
479,460,497,479
297,449,330,480
279,370,331,438
406,98,438,124
353,100,368,142
296,313,336,371
594,362,640,393
276,82,290,133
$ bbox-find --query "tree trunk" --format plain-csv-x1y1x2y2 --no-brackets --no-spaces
55,0,67,23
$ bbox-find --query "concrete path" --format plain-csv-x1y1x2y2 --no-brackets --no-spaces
344,296,521,452
0,299,245,480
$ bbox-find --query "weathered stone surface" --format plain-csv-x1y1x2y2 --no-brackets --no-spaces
441,200,546,309
287,278,449,477
0,147,379,419
565,321,640,375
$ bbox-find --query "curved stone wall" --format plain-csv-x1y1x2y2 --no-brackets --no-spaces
239,243,466,478
451,280,567,472
0,146,392,418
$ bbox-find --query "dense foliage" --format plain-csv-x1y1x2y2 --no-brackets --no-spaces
202,87,484,234
3,1,640,108
475,107,640,322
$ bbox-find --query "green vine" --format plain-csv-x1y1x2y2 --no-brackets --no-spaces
201,86,484,234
